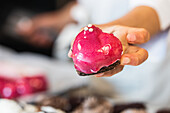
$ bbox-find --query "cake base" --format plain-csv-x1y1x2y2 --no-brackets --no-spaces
76,60,120,76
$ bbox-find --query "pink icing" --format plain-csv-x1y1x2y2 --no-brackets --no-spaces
72,25,123,74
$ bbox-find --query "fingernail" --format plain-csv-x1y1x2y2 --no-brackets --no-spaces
127,34,136,41
68,49,72,57
95,73,104,77
122,57,130,64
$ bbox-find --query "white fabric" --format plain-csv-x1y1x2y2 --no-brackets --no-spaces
78,0,130,24
129,0,170,30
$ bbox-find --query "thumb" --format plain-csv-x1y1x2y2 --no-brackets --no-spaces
121,46,148,66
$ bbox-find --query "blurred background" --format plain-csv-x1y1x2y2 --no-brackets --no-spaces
0,0,75,56
0,0,125,100
0,0,90,99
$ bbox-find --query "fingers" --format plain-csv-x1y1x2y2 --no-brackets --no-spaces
121,46,148,66
68,49,72,58
112,26,149,66
127,28,150,44
95,65,124,77
111,26,150,44
68,38,75,58
93,45,148,77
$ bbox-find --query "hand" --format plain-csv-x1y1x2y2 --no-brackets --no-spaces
15,12,63,48
68,25,150,77
15,2,77,48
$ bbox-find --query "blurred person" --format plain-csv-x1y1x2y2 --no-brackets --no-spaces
67,0,170,107
15,1,77,48
0,0,75,56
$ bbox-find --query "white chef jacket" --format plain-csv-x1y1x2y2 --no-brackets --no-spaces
74,0,170,106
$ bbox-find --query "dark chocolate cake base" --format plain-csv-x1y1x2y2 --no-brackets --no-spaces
77,60,120,76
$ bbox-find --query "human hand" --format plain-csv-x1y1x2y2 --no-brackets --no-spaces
15,12,62,48
68,25,150,77
16,1,77,48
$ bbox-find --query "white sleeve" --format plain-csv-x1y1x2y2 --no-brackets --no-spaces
129,0,170,30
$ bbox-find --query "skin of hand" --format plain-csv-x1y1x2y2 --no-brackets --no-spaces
16,1,77,47
68,6,160,77
68,25,150,77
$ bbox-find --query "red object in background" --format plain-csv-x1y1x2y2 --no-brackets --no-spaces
0,75,48,99
1,81,18,99
16,78,32,96
0,77,7,98
24,75,48,93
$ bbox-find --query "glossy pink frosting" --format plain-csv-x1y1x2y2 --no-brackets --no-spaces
71,25,123,74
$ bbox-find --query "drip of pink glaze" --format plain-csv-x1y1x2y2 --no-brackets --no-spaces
72,25,123,74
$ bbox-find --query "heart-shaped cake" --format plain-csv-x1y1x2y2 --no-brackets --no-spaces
71,24,123,76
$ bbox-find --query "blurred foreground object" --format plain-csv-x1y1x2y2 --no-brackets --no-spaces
0,62,48,99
